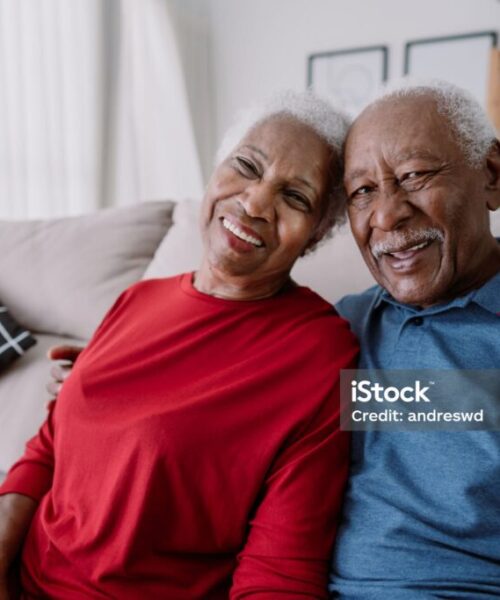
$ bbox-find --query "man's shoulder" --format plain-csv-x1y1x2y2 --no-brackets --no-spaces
335,285,383,322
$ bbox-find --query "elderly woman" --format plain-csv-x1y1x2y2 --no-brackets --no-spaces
0,91,358,599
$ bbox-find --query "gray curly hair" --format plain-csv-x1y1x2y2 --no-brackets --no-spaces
215,90,352,251
370,77,497,167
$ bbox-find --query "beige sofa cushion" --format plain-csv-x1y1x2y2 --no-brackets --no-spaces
0,201,174,340
0,332,86,473
143,199,204,280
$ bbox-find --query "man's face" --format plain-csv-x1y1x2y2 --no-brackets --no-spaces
200,116,334,287
344,95,500,307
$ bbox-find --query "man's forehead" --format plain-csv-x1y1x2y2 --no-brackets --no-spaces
343,95,459,173
347,94,443,139
345,148,443,179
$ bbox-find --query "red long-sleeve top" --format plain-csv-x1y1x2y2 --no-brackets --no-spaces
0,274,358,599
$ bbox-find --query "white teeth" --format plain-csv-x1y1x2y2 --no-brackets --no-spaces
389,241,429,256
407,241,429,251
222,218,263,247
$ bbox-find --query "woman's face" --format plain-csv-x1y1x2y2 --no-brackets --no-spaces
199,117,335,293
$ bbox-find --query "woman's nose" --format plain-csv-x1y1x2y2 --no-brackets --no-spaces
239,184,276,222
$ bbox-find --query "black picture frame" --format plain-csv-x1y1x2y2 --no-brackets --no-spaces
404,31,497,105
307,45,388,116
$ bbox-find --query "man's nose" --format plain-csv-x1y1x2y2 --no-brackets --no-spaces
239,183,276,222
369,184,414,231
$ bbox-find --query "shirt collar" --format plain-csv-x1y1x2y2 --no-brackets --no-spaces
469,270,500,315
373,270,500,316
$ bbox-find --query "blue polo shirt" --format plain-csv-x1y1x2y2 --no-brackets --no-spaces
330,271,500,599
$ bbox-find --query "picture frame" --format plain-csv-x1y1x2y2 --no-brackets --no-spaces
307,45,388,117
404,31,498,106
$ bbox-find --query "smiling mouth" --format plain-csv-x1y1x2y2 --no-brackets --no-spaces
383,240,433,260
222,217,264,247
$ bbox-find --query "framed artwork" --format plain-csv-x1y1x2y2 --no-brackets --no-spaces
404,31,498,106
307,45,388,117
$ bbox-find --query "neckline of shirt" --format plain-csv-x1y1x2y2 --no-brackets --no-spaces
179,272,308,306
373,270,500,317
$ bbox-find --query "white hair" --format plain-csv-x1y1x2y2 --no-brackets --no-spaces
216,90,351,165
369,77,497,167
215,90,352,250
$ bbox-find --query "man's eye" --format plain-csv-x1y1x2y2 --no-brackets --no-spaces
234,156,259,177
355,186,371,195
349,186,372,200
403,171,423,180
399,170,433,189
347,186,373,209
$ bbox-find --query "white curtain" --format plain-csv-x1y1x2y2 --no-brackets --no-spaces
0,0,203,220
106,0,203,207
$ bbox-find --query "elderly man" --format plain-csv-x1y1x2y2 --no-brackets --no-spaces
329,80,500,598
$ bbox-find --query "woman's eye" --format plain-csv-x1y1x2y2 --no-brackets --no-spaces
235,156,259,177
283,190,311,212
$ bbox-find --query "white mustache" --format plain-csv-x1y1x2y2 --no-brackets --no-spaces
371,228,444,259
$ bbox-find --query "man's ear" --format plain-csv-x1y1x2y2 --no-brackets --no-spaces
485,140,500,210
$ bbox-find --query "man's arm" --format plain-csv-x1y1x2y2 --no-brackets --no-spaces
46,345,85,397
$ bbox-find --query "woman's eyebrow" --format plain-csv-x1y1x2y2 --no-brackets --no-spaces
295,177,316,194
239,144,268,160
239,145,317,196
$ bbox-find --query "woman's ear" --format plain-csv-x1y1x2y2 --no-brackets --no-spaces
485,140,500,210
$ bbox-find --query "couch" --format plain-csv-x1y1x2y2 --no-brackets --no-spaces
1,199,499,479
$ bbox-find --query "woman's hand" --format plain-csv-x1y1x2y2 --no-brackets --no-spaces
46,345,85,398
0,576,10,600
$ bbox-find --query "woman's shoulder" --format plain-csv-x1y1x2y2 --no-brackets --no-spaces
118,274,186,303
280,285,359,361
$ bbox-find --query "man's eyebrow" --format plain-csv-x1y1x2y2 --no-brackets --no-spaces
345,150,442,182
394,149,440,162
344,168,367,182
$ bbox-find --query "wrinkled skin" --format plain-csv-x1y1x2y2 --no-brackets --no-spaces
344,95,500,307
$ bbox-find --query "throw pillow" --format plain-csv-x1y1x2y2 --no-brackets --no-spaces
0,304,36,372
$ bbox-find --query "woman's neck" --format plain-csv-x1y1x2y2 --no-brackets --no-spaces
193,263,294,301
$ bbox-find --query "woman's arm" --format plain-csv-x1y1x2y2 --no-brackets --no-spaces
0,493,38,599
0,397,59,597
230,385,351,599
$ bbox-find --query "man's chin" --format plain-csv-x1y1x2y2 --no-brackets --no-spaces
376,271,445,308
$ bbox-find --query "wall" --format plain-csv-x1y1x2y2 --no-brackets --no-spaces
207,0,500,154
198,0,500,298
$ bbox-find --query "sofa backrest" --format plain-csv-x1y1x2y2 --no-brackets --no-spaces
0,201,174,340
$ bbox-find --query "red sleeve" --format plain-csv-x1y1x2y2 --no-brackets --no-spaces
0,288,132,502
0,402,57,501
230,376,352,598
